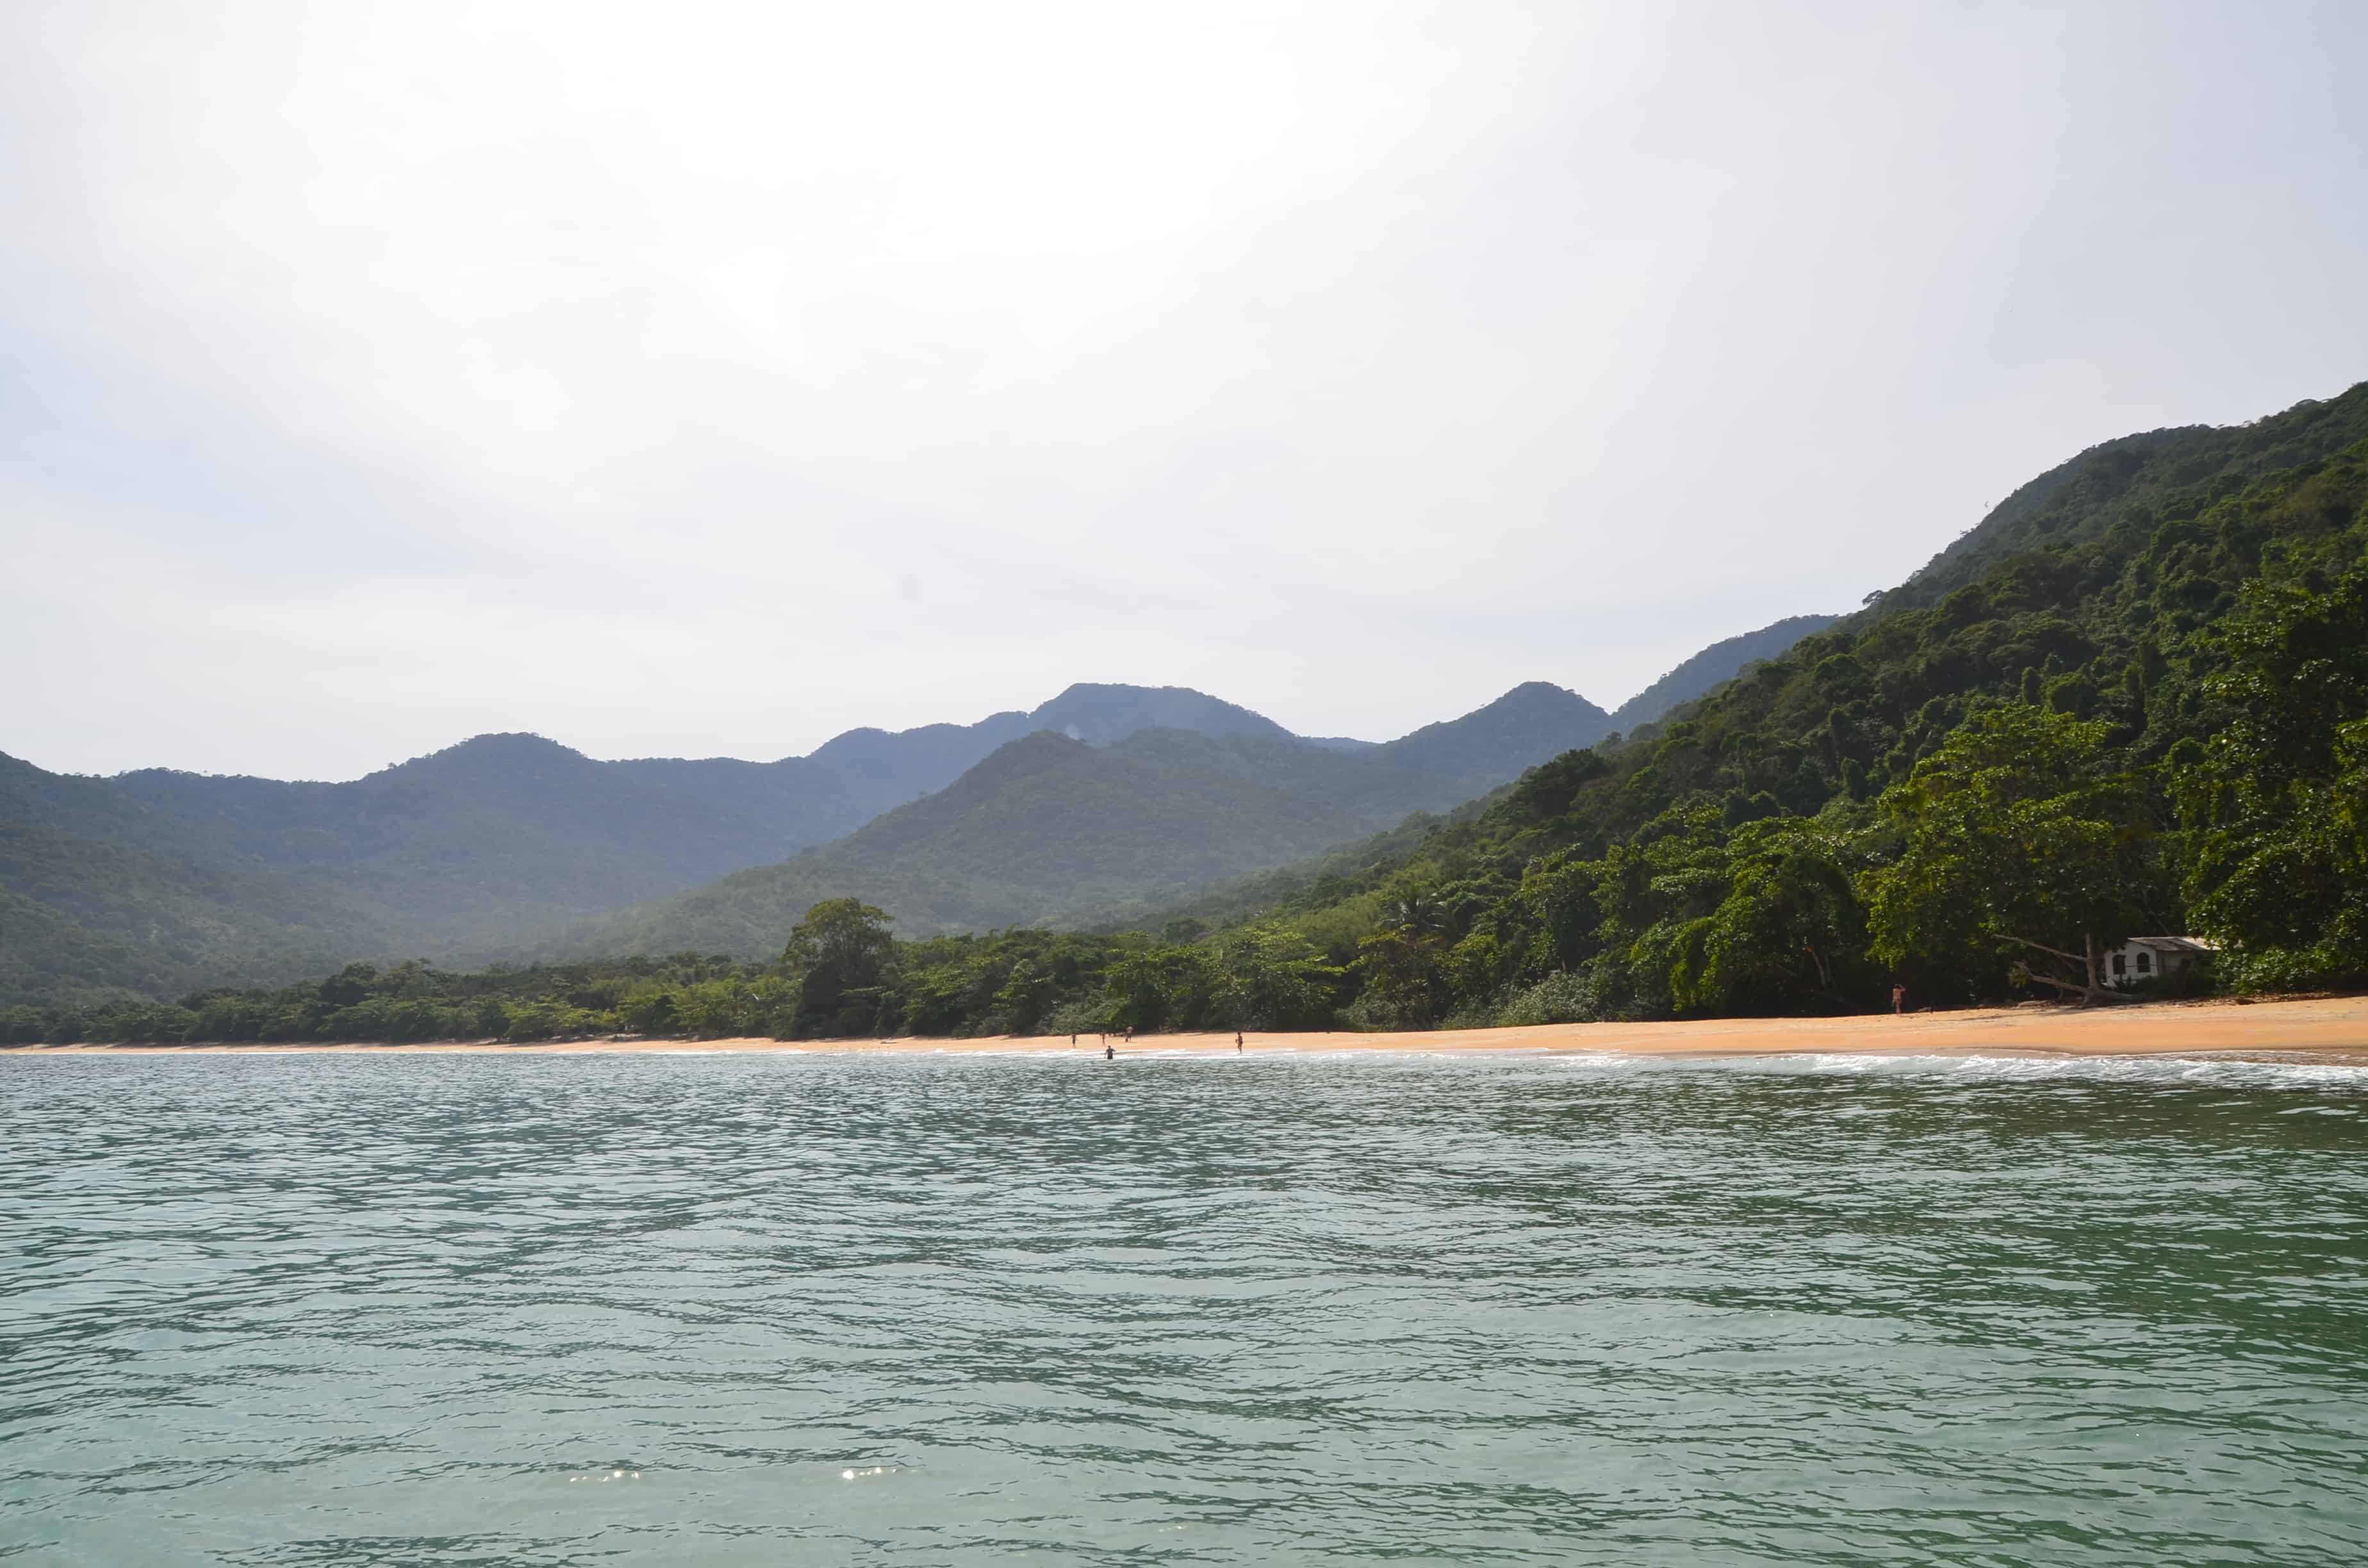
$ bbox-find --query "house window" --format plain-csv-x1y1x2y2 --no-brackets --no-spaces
2136,951,2153,975
2112,952,2126,976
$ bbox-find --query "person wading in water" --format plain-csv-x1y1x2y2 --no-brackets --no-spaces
1104,1041,1114,1061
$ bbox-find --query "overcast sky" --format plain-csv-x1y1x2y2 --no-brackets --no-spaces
4,2,2365,781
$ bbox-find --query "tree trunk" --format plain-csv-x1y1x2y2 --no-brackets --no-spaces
2001,933,2140,1006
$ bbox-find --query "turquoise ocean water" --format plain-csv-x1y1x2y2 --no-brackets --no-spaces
3,1048,2365,1565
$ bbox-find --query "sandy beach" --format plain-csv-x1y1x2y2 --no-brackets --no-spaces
13,995,2365,1061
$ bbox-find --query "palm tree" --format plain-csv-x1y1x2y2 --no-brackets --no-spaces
1383,889,1447,941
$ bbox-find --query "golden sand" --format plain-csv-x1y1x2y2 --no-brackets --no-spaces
14,995,2365,1061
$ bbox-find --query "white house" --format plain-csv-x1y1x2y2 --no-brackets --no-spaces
2107,936,2216,988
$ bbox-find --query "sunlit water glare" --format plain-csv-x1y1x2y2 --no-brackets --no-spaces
4,1049,2365,1565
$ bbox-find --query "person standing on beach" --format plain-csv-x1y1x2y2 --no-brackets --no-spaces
1892,984,1905,1015
1235,1031,1243,1051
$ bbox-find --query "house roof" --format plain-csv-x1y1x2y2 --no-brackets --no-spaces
2125,936,2217,953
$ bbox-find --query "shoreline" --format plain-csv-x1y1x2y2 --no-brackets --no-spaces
11,995,2366,1063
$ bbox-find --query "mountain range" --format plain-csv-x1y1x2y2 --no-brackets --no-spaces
539,681,1622,958
17,378,2364,1038
0,623,1835,1003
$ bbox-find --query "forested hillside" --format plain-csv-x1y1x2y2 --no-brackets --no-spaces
1607,616,1840,733
1199,384,2368,1026
0,813,393,1004
1868,402,2368,617
0,733,832,1001
6,598,1837,1010
546,683,1618,958
18,384,2361,1038
0,684,1325,1004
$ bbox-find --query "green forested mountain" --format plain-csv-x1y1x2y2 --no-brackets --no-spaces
1608,615,1841,734
23,382,2365,1029
1867,401,2368,616
1,678,1618,1004
1146,384,2368,1025
0,818,390,1005
22,383,2364,1043
10,628,1843,1009
1374,683,1611,798
547,683,1619,958
0,685,1295,1002
0,734,812,988
759,682,1296,810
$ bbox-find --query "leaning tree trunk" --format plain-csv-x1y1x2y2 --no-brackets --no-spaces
2001,933,2141,1006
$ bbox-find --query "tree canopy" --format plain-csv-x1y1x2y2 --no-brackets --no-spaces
1864,705,2161,1002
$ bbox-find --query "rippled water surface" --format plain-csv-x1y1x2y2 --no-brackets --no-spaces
4,1049,2367,1565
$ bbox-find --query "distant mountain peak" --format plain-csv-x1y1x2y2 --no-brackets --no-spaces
1023,683,1290,746
1395,682,1609,738
1484,680,1604,712
377,731,593,783
1365,680,1615,795
443,731,582,755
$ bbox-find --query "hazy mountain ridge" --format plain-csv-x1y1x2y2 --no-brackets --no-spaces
36,377,2368,1044
1094,617,1849,937
0,682,1308,990
4,635,1848,1003
1608,616,1842,733
0,821,396,1004
0,679,1581,1000
553,683,1624,959
547,730,1386,956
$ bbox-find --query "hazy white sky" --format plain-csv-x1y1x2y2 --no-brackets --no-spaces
4,1,2365,780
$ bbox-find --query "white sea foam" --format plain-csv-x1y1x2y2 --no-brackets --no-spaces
1714,1050,2368,1090
829,1046,2368,1090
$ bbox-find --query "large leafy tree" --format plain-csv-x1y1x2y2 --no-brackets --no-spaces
2176,568,2368,984
781,897,898,1036
1863,704,2161,1004
1103,946,1215,1031
1670,813,1875,1015
1212,923,1341,1029
1354,885,1454,1026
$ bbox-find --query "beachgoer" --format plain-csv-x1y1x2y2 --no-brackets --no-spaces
1124,1027,1135,1043
1891,984,1905,1015
1104,1043,1114,1061
1235,1031,1243,1051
